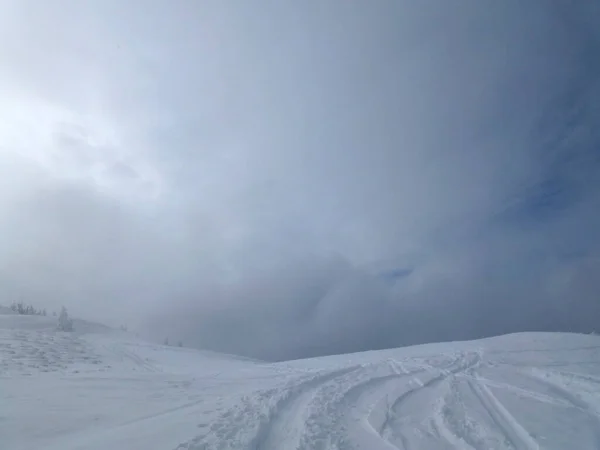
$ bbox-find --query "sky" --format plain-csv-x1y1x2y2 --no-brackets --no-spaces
0,1,599,361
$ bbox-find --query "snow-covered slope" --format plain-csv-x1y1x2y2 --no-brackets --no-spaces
2,312,600,450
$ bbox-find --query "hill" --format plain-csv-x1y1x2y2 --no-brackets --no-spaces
2,309,600,449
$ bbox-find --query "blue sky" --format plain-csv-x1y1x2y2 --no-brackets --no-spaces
0,1,599,359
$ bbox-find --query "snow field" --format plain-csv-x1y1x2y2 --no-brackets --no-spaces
2,313,600,449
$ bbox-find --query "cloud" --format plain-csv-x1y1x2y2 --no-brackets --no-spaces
1,1,599,360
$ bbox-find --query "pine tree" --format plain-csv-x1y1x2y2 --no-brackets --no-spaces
57,306,74,332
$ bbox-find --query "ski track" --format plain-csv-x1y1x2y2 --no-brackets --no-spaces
512,368,600,421
520,369,600,446
104,342,160,373
467,376,539,450
377,352,482,450
176,365,363,450
430,386,479,450
254,365,362,450
175,350,553,450
458,374,574,409
116,397,206,428
329,370,426,450
179,352,495,450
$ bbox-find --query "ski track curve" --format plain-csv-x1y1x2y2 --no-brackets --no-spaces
254,365,363,450
520,369,600,446
173,348,600,450
176,365,362,450
467,376,539,450
457,374,574,409
286,352,480,450
429,383,479,450
176,352,486,450
328,370,427,450
378,352,482,450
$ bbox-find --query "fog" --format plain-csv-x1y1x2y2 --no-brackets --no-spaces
1,1,599,360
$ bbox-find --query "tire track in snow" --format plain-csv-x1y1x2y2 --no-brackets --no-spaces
467,377,539,450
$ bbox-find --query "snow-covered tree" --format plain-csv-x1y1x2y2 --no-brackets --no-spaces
57,306,74,332
164,337,169,346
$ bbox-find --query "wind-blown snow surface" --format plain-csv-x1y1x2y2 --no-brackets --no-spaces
2,313,600,450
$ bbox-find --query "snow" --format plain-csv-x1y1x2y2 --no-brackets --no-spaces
2,312,600,449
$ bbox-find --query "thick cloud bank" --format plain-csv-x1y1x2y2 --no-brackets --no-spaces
1,1,599,360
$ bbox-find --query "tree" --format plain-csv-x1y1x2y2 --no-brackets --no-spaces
177,341,183,347
57,306,74,332
164,337,169,346
10,301,43,315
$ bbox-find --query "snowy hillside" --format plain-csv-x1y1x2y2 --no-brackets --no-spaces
2,312,600,449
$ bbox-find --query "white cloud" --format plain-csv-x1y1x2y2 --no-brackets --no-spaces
0,1,599,359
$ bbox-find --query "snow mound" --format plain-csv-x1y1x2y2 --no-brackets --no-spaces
0,312,259,377
0,314,114,375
